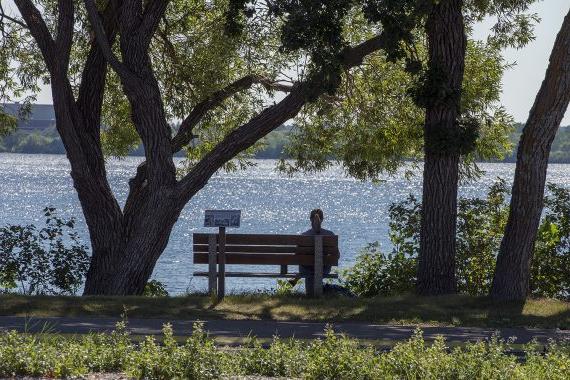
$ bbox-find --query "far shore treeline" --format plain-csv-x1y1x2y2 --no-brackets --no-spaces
2,122,570,162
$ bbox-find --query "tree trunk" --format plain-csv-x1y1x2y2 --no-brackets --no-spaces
491,10,570,301
416,0,467,295
83,193,181,295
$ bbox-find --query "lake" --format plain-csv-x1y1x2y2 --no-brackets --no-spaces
1,153,569,294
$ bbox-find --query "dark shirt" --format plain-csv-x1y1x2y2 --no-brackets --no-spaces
299,227,337,276
301,228,336,236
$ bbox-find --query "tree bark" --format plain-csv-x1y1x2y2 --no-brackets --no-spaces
491,10,570,301
416,0,467,295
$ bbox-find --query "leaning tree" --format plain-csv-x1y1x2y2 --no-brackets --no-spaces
491,8,570,300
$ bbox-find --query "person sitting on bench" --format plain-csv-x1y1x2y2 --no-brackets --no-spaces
290,208,336,295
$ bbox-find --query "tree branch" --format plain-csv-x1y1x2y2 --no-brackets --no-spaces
176,35,383,201
55,0,74,71
139,0,170,47
171,74,293,152
14,0,56,70
118,0,143,35
0,4,28,29
77,0,119,145
84,0,133,81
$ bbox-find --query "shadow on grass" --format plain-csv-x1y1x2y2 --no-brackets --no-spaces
0,293,568,329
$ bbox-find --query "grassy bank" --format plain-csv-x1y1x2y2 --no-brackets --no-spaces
1,323,569,379
1,294,568,329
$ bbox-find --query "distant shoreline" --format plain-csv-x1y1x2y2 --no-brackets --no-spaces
2,151,570,164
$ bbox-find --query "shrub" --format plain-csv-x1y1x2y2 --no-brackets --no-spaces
342,180,569,299
128,323,222,379
304,326,379,379
1,325,569,379
340,241,416,297
234,336,305,377
530,184,570,298
143,279,169,297
0,207,89,295
455,179,510,295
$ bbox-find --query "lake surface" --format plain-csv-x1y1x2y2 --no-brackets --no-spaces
1,153,569,294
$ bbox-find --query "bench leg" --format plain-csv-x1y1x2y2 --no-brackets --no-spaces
208,234,217,295
313,235,323,296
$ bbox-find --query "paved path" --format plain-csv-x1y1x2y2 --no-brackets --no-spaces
0,316,568,343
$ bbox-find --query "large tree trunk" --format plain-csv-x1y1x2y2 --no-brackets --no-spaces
83,192,181,295
491,10,570,301
416,0,467,295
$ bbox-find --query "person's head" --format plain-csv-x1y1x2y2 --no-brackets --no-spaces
310,208,324,232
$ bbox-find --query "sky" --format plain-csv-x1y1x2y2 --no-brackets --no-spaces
16,0,570,125
471,0,570,125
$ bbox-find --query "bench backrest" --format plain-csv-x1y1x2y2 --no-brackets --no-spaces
193,233,339,266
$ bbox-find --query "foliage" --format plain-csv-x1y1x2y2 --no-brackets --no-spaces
232,335,304,377
275,278,300,296
280,35,516,180
456,179,510,295
531,184,570,298
0,207,89,295
143,280,169,297
2,0,536,166
0,323,569,379
128,323,222,379
342,180,570,299
505,124,570,163
0,126,65,154
341,241,416,297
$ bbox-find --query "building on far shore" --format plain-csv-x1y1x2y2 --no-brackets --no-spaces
1,103,56,132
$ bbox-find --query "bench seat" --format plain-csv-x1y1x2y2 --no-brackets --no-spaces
193,271,339,279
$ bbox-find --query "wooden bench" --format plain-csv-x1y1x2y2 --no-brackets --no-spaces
193,233,339,298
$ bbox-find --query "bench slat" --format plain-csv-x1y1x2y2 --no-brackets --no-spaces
193,252,339,265
193,244,338,255
193,233,338,247
193,271,339,278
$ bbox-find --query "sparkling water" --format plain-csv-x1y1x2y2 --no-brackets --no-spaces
1,153,569,294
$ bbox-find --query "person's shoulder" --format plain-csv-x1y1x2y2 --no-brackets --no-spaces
301,229,313,235
320,228,336,236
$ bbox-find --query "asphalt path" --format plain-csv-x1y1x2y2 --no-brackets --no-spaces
0,316,568,344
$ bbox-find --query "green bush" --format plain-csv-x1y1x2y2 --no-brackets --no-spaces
0,324,569,379
234,336,305,377
531,184,570,298
143,279,169,297
342,180,569,299
0,207,89,295
128,323,222,379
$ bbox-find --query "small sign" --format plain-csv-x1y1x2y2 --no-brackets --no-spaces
204,210,241,228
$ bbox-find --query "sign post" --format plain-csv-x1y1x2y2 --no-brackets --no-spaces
204,210,241,300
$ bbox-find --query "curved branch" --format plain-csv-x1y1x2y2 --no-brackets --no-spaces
139,0,170,47
55,0,74,70
177,34,384,201
172,74,293,152
0,7,28,29
14,0,56,70
84,0,133,81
